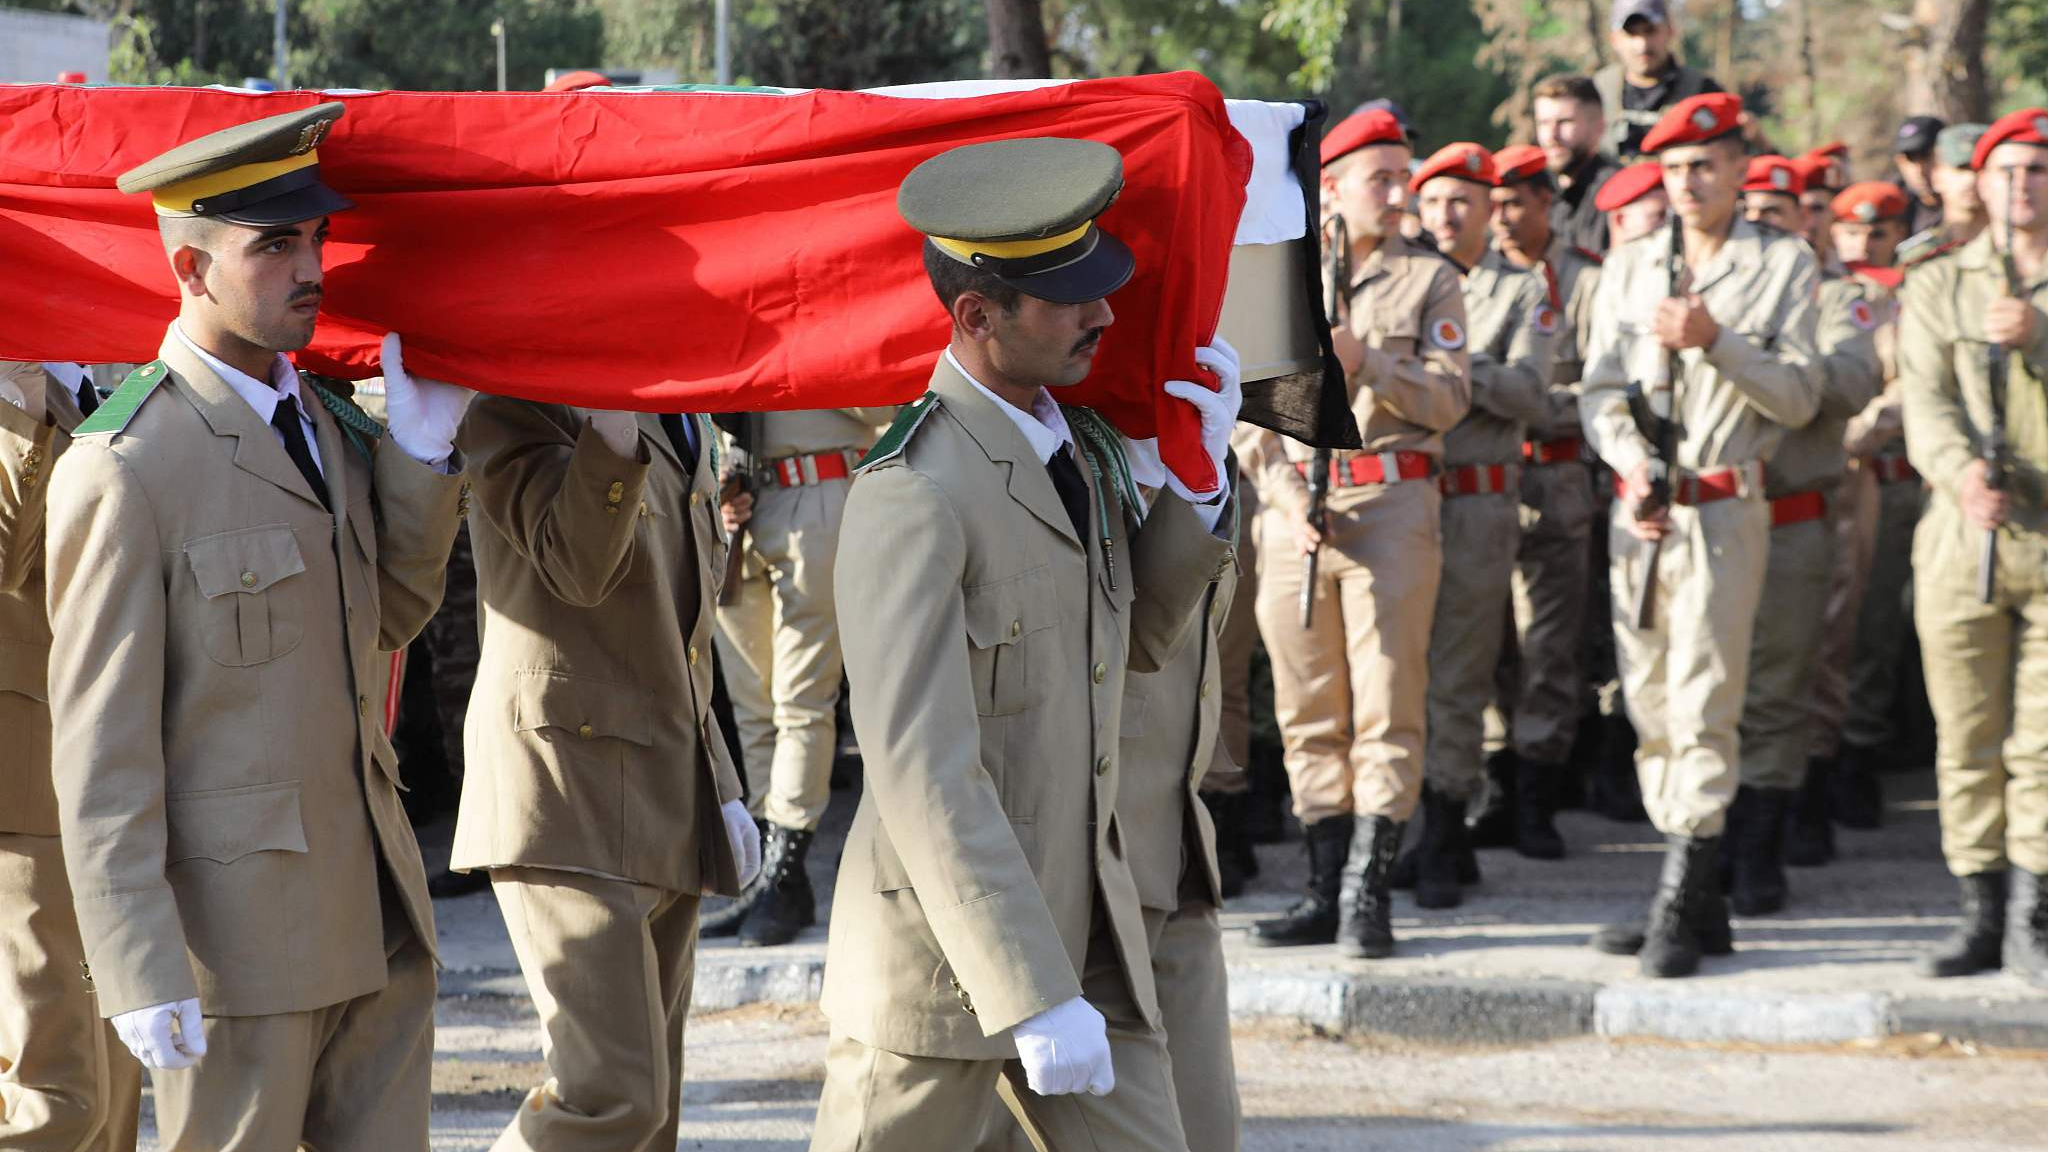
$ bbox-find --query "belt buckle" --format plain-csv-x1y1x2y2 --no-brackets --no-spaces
1377,451,1402,483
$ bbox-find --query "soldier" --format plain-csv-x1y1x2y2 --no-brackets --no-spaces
1898,123,1991,267
1396,143,1557,908
1596,0,1724,163
1899,109,2048,986
1579,93,1822,977
1723,182,1886,914
44,104,472,1148
1793,151,1847,262
0,361,142,1151
809,137,1238,1151
705,405,894,947
1245,108,1471,956
1740,154,1806,233
1597,161,1671,244
1480,145,1600,859
1534,74,1620,254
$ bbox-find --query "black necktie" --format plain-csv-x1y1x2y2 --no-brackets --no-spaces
1047,444,1090,544
272,399,330,510
659,412,699,474
74,378,98,417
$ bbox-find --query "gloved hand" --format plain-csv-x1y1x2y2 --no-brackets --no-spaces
1161,336,1244,504
721,799,762,887
112,998,207,1070
1011,995,1114,1097
380,332,476,467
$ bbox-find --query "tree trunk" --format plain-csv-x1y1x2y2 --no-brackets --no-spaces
1903,0,1992,121
985,0,1051,78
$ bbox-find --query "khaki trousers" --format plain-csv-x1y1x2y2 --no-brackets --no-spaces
1424,490,1522,801
1806,467,1879,759
0,833,140,1152
1611,495,1771,839
1505,462,1595,765
1737,516,1833,789
712,479,851,832
149,931,435,1152
1843,475,1926,750
490,867,700,1152
1912,502,2048,876
1254,479,1442,823
815,919,1186,1152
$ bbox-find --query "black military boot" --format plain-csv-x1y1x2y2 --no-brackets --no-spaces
1784,755,1836,867
1637,836,1723,978
1337,816,1404,959
1201,790,1258,899
739,824,817,948
1829,741,1885,829
1588,713,1647,823
1725,786,1791,916
1414,787,1476,910
1251,816,1351,947
1919,871,2006,978
1514,759,1567,860
1592,836,1733,961
699,817,770,937
2004,868,2048,989
1466,750,1519,849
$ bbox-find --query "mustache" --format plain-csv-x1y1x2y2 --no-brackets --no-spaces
1071,329,1104,355
288,285,324,304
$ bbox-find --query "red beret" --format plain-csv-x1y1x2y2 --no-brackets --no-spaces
1641,93,1744,154
1790,153,1843,193
1806,141,1849,160
544,70,613,93
1321,109,1408,167
1493,144,1548,185
1972,107,2048,170
1594,162,1666,212
1409,142,1498,194
1742,155,1804,196
1831,181,1909,223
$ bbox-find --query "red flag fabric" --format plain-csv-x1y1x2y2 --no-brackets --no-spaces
0,74,1250,488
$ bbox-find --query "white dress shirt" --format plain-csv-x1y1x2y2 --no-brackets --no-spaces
174,323,323,478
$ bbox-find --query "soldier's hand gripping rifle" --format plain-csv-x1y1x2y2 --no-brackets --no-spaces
1981,167,2020,605
1629,212,1688,630
1302,211,1348,628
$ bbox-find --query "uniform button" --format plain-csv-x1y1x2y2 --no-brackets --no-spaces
639,502,649,517
240,570,258,588
688,645,700,666
1009,619,1022,638
1092,662,1106,683
1095,756,1111,777
606,504,619,515
690,492,702,506
357,695,369,717
578,723,595,740
607,481,625,502
1199,681,1211,699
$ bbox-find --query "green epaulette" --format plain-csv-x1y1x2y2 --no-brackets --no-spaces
306,380,384,466
73,360,169,436
857,392,939,472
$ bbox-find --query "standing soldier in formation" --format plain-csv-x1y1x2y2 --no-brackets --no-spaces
1404,143,1557,907
1739,155,1805,233
0,360,141,1152
1481,144,1602,859
1794,151,1847,265
706,405,894,947
1723,180,1885,915
1580,94,1822,978
1247,108,1471,956
1899,124,1990,270
810,138,1238,1151
1899,110,2048,987
46,104,473,1148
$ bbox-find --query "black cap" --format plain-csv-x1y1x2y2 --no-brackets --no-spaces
1894,115,1945,158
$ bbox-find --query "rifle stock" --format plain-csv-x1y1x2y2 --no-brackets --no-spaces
1303,210,1351,630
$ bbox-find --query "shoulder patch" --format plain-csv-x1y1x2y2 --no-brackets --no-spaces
857,392,939,472
1848,298,1878,331
307,380,385,466
1429,317,1468,351
1530,303,1562,337
73,360,168,436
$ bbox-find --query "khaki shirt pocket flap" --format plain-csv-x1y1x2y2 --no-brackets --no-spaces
512,670,654,746
186,525,307,599
166,781,308,865
962,566,1058,649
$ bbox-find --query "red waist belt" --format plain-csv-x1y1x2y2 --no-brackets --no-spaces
1522,436,1583,465
1769,489,1827,527
1611,464,1758,506
1870,456,1919,484
764,449,859,488
1295,450,1437,487
1439,463,1516,497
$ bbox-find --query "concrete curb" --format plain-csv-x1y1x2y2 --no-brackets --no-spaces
437,952,2048,1052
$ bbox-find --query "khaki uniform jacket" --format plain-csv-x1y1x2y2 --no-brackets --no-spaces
1446,250,1558,467
1530,239,1601,441
822,358,1232,1060
1120,564,1238,913
44,330,466,1019
1767,271,1884,498
1,367,85,836
1900,231,2048,536
453,402,744,896
1581,219,1824,479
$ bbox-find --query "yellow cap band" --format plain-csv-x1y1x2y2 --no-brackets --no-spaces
929,221,1092,265
151,150,320,215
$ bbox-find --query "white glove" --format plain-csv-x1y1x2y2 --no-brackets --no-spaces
1011,995,1114,1097
379,332,476,467
721,799,762,888
587,411,642,460
112,998,207,1070
1160,336,1245,504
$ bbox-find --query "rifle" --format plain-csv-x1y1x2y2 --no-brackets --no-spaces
1303,211,1348,628
1630,211,1689,631
1981,167,2019,605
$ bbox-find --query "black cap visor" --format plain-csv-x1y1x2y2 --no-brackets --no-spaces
989,227,1135,305
189,163,355,227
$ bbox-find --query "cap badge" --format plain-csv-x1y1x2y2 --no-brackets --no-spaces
1771,168,1790,191
1691,107,1719,133
1464,152,1482,173
1854,201,1877,222
293,121,330,155
2035,115,2048,140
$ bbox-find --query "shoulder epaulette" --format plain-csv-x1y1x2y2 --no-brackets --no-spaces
856,392,939,472
1902,238,1963,270
73,360,168,436
307,380,384,466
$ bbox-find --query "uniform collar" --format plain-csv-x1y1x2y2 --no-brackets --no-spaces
943,348,1075,465
172,322,306,425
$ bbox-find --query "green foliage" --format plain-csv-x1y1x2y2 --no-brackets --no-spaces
1260,0,1348,91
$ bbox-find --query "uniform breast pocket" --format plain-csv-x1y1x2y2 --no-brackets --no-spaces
962,566,1060,717
184,525,308,667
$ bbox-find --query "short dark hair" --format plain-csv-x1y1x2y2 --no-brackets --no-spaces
1532,74,1600,109
158,212,231,258
922,240,1023,316
1506,170,1557,196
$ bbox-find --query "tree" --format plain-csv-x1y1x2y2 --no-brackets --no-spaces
985,0,1051,77
1902,0,1993,121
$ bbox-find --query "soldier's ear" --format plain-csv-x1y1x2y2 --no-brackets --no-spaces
953,290,999,343
169,244,213,298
